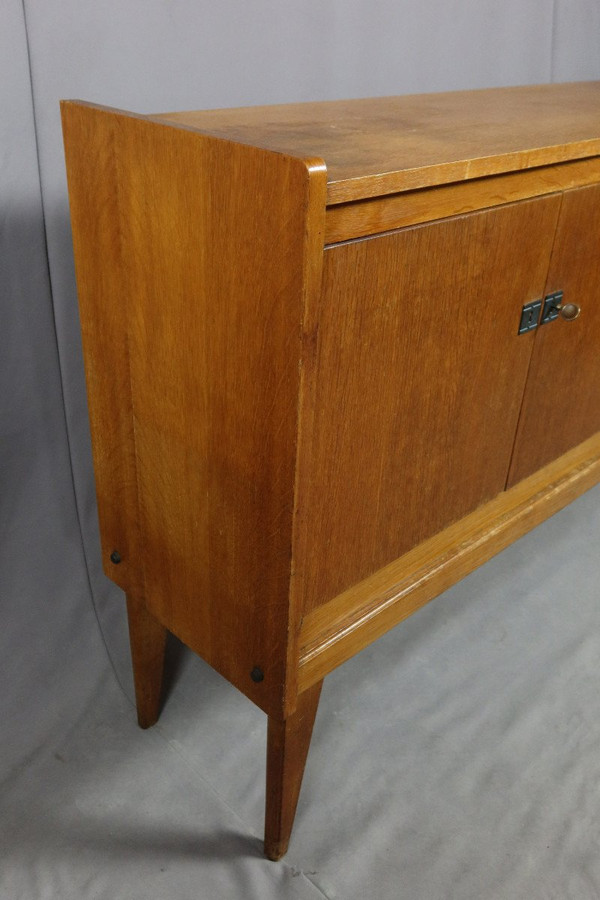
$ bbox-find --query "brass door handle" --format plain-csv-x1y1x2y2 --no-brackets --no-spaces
558,301,581,321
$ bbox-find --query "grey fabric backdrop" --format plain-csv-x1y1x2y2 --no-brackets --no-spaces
2,2,600,897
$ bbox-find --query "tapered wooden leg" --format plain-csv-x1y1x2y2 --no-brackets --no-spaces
125,594,168,729
264,680,323,861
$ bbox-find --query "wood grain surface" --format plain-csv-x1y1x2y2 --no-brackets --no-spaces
298,431,600,692
62,101,327,717
157,82,600,203
61,104,145,599
264,681,323,861
508,184,600,485
325,157,600,243
125,593,168,729
299,194,561,614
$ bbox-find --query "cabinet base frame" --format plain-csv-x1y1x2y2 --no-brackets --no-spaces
298,431,600,692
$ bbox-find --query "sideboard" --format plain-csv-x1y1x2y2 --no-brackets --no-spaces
61,81,600,859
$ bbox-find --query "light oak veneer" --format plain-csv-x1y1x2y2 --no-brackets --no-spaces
62,82,600,860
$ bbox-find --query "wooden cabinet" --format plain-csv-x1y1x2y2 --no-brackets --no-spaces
61,82,600,860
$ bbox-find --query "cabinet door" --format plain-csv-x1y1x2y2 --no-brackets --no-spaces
508,184,600,486
301,195,561,613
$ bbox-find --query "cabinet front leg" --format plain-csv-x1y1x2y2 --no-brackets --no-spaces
125,594,168,729
264,680,323,861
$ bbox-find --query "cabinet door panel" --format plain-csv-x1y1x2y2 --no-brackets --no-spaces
508,184,600,486
301,196,561,614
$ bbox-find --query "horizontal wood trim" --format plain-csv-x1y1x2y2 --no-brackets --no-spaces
325,157,600,243
297,432,600,693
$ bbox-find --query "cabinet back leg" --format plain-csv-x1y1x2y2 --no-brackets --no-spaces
126,595,168,729
264,680,323,860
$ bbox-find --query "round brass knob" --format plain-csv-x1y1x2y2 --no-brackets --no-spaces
559,302,581,321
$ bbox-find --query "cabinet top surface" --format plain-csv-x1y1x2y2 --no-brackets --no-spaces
155,82,600,204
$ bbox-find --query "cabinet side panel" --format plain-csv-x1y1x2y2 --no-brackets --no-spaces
61,104,143,597
508,183,600,485
62,102,326,716
301,196,561,614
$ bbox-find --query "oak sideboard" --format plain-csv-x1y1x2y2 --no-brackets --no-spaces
62,81,600,859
